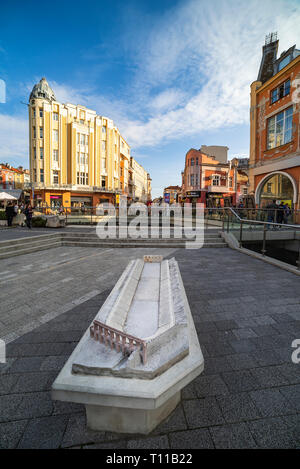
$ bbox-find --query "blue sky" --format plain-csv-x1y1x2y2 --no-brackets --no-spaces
1,0,300,198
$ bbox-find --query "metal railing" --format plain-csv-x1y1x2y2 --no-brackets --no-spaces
218,207,300,270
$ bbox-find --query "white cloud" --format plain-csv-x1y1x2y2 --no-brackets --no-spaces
118,0,300,148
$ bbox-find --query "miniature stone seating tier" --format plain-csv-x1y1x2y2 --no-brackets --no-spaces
52,255,204,434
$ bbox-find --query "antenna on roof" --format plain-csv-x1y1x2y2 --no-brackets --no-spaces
265,32,278,45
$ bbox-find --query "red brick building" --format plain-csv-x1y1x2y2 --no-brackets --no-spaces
249,33,300,213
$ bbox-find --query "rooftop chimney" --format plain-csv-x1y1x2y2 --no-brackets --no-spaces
257,32,279,84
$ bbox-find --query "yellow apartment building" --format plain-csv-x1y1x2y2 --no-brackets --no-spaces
28,77,149,208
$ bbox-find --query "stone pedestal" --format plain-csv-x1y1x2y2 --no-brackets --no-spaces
85,391,181,434
52,257,204,434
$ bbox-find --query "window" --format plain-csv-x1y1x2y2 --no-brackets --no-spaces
33,109,36,118
190,174,195,186
278,56,291,72
77,172,80,184
229,176,233,187
53,150,58,162
102,141,106,151
195,174,199,186
85,135,89,145
53,129,58,142
102,126,106,134
40,169,44,183
101,176,106,188
267,107,293,149
196,157,198,165
80,153,85,165
33,127,36,138
53,112,59,121
212,175,220,186
80,134,85,145
85,154,88,164
39,127,43,138
267,182,272,193
102,158,106,169
40,148,43,159
76,152,79,164
77,133,80,144
243,188,248,195
33,148,36,159
80,119,84,124
271,79,290,104
33,169,36,182
190,158,194,166
53,171,59,184
39,109,43,118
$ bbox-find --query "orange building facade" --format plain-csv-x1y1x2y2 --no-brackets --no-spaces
249,34,300,212
181,149,248,207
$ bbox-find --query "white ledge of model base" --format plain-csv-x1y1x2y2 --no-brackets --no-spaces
52,255,204,434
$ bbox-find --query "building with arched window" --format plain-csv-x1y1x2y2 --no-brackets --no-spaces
249,34,300,213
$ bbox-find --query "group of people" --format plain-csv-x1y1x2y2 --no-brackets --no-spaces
266,200,291,226
5,202,33,229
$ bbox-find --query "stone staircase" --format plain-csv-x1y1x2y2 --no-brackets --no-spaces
0,231,227,259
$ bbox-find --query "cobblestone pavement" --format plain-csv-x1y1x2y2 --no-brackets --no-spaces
0,247,299,448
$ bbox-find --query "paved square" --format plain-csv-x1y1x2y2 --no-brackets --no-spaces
0,245,300,448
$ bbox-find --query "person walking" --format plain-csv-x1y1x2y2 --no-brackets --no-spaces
24,203,33,229
276,202,285,225
5,202,14,227
266,199,278,229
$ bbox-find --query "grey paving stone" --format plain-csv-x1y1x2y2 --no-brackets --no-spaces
83,440,128,449
0,394,23,422
0,419,28,449
210,422,258,449
18,415,69,449
216,392,261,423
9,356,45,374
274,364,300,384
52,399,84,415
127,435,169,449
0,374,19,395
229,339,258,354
232,328,258,340
14,391,53,420
250,349,285,367
203,340,235,357
248,417,299,448
182,382,198,400
226,353,259,371
183,397,224,428
40,355,69,371
61,413,105,447
221,370,260,393
202,356,233,375
250,367,289,388
278,384,300,411
152,403,187,435
250,389,296,418
11,371,57,393
214,320,238,331
169,428,214,449
194,374,229,397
